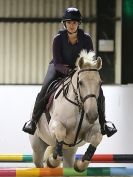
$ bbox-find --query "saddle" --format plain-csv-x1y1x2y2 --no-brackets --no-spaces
45,70,76,110
44,70,76,122
45,78,63,111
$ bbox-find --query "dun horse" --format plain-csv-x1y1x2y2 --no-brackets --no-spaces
29,50,103,172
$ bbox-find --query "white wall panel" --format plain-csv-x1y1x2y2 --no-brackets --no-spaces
0,23,4,83
4,23,11,83
10,23,17,83
24,23,31,84
0,0,96,18
0,23,61,84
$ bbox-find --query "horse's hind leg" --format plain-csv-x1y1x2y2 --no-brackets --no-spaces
29,133,48,167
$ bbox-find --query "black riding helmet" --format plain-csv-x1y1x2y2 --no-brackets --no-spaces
62,7,82,23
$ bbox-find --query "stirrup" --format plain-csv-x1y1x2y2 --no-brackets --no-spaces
22,120,37,135
104,121,117,137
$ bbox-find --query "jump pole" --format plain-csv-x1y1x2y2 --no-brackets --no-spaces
0,167,133,176
0,154,133,163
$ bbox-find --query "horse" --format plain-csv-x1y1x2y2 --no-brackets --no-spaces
29,50,103,172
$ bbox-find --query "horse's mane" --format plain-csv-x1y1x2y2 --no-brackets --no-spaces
76,50,102,70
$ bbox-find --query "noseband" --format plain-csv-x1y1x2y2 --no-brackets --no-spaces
77,68,98,104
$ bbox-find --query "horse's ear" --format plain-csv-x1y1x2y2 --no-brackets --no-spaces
77,57,84,69
96,57,102,70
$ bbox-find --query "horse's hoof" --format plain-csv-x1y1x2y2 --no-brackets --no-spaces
74,159,85,172
46,154,62,168
47,158,56,168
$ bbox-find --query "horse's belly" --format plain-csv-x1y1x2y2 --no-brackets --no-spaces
37,115,56,146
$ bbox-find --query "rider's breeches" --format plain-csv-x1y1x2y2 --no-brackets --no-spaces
32,63,57,122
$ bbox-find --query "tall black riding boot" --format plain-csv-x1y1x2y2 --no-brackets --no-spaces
98,89,117,137
23,63,57,135
22,93,48,135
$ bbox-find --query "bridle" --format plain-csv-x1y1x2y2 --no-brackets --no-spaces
63,68,99,111
77,68,98,107
62,68,100,147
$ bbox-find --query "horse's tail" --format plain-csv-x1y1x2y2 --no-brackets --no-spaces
44,146,55,162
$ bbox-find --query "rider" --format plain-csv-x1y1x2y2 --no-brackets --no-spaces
23,7,117,137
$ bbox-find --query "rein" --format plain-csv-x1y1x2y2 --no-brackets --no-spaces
63,68,99,147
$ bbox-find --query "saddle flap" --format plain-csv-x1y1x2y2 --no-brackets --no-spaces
45,78,63,111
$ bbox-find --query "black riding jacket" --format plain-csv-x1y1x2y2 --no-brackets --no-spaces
51,29,93,75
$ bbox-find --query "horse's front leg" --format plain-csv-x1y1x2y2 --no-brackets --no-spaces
47,121,66,168
74,132,103,172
